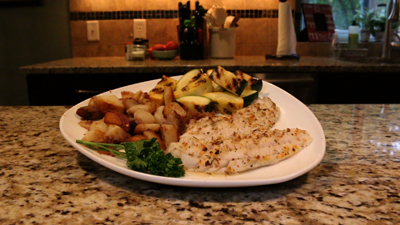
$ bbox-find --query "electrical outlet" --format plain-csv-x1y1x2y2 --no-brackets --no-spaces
87,21,100,41
134,19,147,39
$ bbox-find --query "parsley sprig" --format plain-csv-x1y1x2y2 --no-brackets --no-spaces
76,138,185,177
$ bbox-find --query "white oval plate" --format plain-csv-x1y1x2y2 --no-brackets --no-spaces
60,76,326,188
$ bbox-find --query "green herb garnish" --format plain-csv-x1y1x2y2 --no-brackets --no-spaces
76,138,185,177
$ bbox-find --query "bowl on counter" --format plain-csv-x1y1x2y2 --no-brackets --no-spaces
151,49,179,60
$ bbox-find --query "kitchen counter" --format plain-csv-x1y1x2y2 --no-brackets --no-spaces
21,56,400,106
1,104,399,224
20,56,400,74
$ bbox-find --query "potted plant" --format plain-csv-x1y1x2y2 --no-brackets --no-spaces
372,16,400,42
391,21,400,41
371,14,386,42
354,9,376,42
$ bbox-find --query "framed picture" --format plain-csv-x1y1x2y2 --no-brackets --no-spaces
0,0,43,7
302,4,335,42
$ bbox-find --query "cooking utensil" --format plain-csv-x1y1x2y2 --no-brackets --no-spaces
205,8,215,27
230,13,241,27
214,7,227,27
224,15,234,28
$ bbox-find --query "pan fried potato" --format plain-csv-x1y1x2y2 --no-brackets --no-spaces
143,130,166,150
131,90,143,101
138,92,149,103
121,91,136,99
127,134,147,142
142,99,158,114
77,80,194,148
154,106,166,124
163,86,175,104
134,109,157,124
127,104,152,115
82,119,108,142
76,106,103,120
149,75,178,105
78,120,92,130
160,124,179,148
104,124,130,143
90,119,108,132
77,90,184,148
131,90,149,104
104,111,130,132
92,95,125,114
88,97,96,107
121,98,139,109
166,111,186,135
82,129,106,143
163,102,186,119
134,124,160,134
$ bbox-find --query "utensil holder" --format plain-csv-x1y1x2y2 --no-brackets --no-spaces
209,27,236,59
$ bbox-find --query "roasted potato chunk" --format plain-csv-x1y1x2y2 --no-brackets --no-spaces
104,111,130,132
82,119,108,142
163,102,187,119
78,120,92,130
76,106,103,120
92,95,125,114
104,124,130,143
134,109,157,124
82,129,106,143
148,75,178,105
90,119,108,132
154,106,166,124
163,85,175,104
127,134,147,142
142,99,158,114
143,130,166,150
121,98,139,110
166,111,186,135
121,91,136,99
127,104,152,115
160,124,179,148
134,124,161,134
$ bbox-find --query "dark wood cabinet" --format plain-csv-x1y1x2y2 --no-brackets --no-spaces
27,72,319,106
27,72,400,106
26,73,174,106
316,72,400,104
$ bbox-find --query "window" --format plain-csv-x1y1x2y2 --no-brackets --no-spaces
302,0,387,30
301,0,389,42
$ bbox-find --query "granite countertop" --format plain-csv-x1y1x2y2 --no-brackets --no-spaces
20,56,400,74
1,104,399,224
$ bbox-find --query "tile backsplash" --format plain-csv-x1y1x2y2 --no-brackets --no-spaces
69,0,312,58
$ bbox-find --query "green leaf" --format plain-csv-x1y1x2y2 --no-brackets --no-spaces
76,138,185,177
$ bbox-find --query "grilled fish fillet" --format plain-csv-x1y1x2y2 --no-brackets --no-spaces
166,97,313,174
183,96,280,142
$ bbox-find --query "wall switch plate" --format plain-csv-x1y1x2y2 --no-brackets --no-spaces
133,19,146,39
87,21,100,41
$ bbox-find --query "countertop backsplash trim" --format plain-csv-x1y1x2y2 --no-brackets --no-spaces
70,9,281,21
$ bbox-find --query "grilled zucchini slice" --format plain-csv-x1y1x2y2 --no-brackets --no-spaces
203,92,244,114
241,89,259,107
174,69,213,99
236,70,263,92
176,95,211,117
149,75,178,105
212,81,224,92
209,66,248,96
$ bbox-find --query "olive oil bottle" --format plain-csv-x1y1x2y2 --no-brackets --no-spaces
348,20,359,49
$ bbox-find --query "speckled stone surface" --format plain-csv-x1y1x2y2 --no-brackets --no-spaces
20,56,400,74
1,105,399,224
